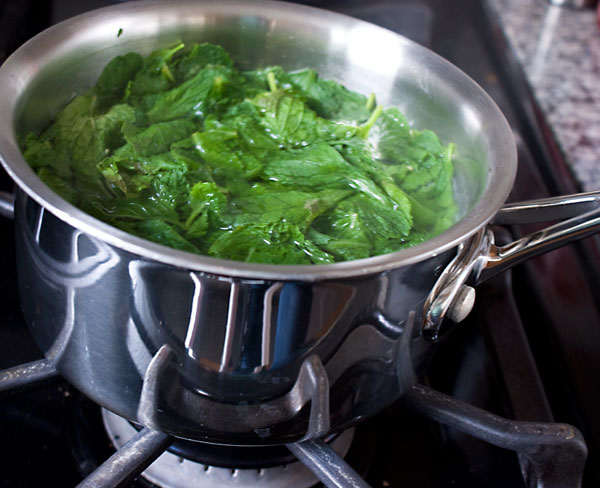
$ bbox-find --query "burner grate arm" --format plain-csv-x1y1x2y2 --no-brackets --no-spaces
76,427,172,488
287,438,372,488
402,383,588,488
0,358,59,397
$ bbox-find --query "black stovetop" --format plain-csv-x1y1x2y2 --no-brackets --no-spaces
2,0,600,487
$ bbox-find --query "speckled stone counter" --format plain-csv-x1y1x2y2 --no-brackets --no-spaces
488,0,600,191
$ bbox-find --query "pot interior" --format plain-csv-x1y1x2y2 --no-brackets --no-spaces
0,0,516,278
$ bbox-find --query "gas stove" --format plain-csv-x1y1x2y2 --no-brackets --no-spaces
2,0,600,487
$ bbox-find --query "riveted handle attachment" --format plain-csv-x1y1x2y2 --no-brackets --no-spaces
422,191,600,342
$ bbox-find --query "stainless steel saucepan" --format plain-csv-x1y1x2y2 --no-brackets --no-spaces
1,0,599,445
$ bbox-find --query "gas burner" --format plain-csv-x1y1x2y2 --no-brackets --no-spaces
101,409,355,488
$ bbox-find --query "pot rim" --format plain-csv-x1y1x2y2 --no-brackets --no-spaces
0,0,517,281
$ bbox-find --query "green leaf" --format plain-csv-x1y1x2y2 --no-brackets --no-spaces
96,119,197,195
376,107,456,233
135,218,200,253
184,181,227,238
22,132,65,172
95,104,143,150
242,66,295,95
36,167,77,203
261,141,412,237
191,125,263,187
116,119,197,158
44,95,101,172
288,69,371,121
308,224,372,262
175,42,233,81
94,52,143,109
34,96,143,201
127,43,185,98
152,169,190,211
262,142,352,189
348,192,410,238
232,185,351,230
85,197,180,226
251,90,316,147
98,150,193,196
145,66,233,123
208,220,325,264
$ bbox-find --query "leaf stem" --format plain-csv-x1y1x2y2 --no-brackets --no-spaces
185,207,202,228
267,71,278,92
358,105,383,138
161,64,175,82
365,93,376,111
446,142,456,161
163,43,185,63
159,42,185,82
213,75,224,96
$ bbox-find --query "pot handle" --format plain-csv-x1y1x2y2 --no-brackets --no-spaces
480,191,600,282
423,191,600,342
492,190,600,225
0,191,14,219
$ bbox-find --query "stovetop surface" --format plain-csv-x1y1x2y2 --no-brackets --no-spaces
2,0,600,487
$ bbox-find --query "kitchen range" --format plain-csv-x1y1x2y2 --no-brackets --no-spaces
1,1,600,487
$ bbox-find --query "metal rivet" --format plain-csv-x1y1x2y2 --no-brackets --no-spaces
447,285,476,323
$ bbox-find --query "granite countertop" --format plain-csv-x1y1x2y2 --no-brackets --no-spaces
489,0,600,192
